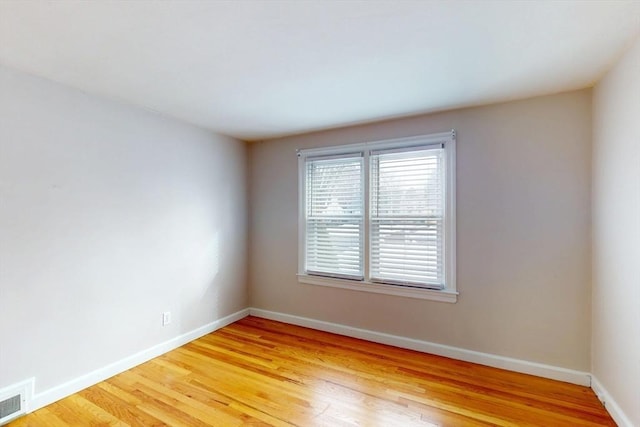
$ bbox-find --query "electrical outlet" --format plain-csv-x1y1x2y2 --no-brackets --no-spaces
162,311,171,326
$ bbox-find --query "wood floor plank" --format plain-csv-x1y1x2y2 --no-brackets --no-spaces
10,316,614,426
9,407,68,427
77,386,165,427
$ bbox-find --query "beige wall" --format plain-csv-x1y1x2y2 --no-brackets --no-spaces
0,65,249,394
592,36,640,425
249,90,592,370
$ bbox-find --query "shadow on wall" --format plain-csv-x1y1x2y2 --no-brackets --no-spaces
179,230,221,333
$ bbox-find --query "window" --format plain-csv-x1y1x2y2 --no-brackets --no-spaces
298,131,457,302
304,154,364,280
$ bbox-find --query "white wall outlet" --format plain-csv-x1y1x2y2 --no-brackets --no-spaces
162,311,171,326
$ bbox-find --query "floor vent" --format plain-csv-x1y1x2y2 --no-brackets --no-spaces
0,379,34,425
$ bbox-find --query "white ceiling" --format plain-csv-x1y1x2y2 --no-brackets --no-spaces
1,1,639,141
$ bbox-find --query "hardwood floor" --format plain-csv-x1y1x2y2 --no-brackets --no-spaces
11,316,613,426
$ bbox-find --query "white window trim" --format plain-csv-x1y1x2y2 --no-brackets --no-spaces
297,131,457,303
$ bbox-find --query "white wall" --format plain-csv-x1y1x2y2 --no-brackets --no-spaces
249,90,592,370
0,65,248,395
592,36,640,425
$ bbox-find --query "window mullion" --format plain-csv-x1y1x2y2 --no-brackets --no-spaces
363,149,370,282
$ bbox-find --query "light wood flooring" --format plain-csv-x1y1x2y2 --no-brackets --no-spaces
10,316,614,426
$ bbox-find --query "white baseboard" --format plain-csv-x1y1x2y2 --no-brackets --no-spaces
248,308,592,387
591,376,633,427
29,308,250,412
26,307,597,418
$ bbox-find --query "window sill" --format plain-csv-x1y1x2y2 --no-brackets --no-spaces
297,274,458,303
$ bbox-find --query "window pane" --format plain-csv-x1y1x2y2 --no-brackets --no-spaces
305,156,364,279
370,147,444,288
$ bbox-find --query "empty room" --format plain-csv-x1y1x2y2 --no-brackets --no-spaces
1,0,639,426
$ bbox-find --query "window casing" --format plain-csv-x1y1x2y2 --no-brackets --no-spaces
298,131,457,302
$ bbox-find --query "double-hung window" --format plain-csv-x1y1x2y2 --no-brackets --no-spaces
298,131,457,302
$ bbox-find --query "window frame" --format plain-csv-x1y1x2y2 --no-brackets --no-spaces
297,131,457,303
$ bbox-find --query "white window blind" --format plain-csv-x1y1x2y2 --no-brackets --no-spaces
370,145,445,289
304,154,364,280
